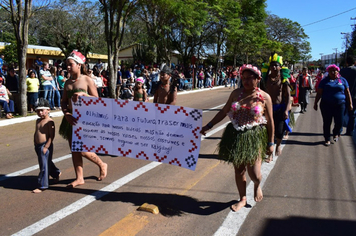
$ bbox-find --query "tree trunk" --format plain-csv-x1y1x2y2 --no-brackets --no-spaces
18,45,28,116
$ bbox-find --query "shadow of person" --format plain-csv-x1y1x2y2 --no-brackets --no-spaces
100,192,237,217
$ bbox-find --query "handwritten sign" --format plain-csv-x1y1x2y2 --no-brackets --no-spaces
71,97,203,170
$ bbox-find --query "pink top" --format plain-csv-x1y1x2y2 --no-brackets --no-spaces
227,88,267,131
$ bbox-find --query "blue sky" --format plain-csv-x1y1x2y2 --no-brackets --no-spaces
266,1,356,60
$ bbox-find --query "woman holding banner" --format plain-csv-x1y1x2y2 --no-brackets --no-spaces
200,64,274,212
60,50,108,188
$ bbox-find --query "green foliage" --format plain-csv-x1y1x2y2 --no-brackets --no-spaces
132,43,156,65
1,40,18,66
264,14,311,64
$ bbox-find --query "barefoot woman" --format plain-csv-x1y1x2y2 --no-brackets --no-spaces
201,65,274,212
60,51,108,187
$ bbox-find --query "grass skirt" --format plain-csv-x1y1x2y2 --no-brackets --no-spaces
218,123,267,166
59,116,72,141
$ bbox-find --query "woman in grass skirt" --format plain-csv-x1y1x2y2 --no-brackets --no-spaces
200,64,274,212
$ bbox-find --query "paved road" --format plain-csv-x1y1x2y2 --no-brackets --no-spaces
0,87,355,236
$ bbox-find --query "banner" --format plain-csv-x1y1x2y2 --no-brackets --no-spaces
71,97,203,170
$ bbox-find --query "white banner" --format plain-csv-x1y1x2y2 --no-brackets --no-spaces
71,97,203,170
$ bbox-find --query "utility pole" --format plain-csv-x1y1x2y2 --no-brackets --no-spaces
332,48,338,65
319,53,324,68
341,32,348,65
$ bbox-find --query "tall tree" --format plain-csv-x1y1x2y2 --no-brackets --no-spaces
99,0,138,98
0,0,50,116
32,0,105,58
225,0,267,66
265,14,311,64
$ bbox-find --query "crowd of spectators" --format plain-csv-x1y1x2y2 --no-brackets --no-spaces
0,54,244,118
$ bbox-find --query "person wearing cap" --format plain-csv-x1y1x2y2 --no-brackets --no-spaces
153,65,178,105
0,76,15,118
60,50,108,188
261,53,291,156
200,64,274,212
32,98,61,193
314,64,353,146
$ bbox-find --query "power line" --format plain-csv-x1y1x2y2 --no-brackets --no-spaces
302,7,356,27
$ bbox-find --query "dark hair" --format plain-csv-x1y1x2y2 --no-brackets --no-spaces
346,56,355,66
36,98,50,108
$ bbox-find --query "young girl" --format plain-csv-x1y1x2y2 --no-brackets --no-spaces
201,64,274,212
133,77,148,102
60,50,107,187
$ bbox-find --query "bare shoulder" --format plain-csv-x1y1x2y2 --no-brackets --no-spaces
230,88,243,97
260,90,272,101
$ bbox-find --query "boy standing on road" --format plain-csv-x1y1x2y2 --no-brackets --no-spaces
32,98,61,193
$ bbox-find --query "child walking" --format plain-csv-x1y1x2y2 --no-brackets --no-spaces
33,98,61,193
133,77,148,102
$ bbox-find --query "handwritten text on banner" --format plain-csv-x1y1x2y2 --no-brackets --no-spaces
71,97,202,170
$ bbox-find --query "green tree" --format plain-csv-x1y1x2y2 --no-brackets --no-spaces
33,0,105,58
99,0,138,98
0,0,50,116
225,0,267,66
265,14,311,65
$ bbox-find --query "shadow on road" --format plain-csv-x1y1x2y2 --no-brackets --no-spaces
0,174,236,217
259,216,356,236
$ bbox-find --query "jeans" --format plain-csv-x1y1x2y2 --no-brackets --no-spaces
198,79,204,88
146,80,152,94
230,78,236,88
42,85,53,108
0,99,15,113
205,78,212,88
52,88,61,108
320,101,345,142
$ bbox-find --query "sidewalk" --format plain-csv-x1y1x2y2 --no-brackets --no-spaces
0,86,225,127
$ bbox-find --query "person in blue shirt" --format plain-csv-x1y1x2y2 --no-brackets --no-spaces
0,54,4,75
314,64,353,146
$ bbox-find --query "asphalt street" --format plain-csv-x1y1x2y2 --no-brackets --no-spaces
0,87,355,236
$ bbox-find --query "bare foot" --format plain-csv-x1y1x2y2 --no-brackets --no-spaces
53,172,61,183
275,145,282,156
230,197,247,212
32,188,44,193
98,163,108,181
67,179,85,188
254,185,263,202
265,154,273,163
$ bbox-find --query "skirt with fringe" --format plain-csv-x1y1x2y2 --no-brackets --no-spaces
59,116,72,141
218,123,268,166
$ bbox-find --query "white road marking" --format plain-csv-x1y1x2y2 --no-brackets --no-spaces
11,162,162,236
214,111,300,236
0,154,72,182
9,112,227,235
5,90,284,235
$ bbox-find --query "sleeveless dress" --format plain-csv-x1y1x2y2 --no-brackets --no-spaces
59,89,87,140
218,88,268,166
